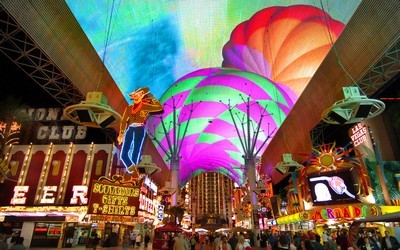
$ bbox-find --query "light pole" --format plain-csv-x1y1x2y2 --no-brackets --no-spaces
222,95,275,246
148,96,196,206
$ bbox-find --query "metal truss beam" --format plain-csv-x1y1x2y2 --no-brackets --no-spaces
310,37,400,146
0,5,116,142
310,122,329,147
358,38,400,96
0,4,84,107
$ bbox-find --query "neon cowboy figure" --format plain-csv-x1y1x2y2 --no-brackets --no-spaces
118,87,163,172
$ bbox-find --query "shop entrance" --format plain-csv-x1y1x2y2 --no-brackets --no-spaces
31,222,62,248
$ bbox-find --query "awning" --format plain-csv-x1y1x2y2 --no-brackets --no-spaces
276,211,310,225
380,206,400,214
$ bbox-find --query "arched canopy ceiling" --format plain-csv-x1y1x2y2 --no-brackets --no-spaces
65,0,362,186
66,0,359,101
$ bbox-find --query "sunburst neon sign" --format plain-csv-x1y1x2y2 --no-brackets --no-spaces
308,142,354,171
298,143,371,204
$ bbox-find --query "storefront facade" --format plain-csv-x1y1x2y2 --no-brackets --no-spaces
0,142,164,248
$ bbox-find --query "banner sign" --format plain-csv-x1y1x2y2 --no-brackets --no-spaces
88,176,140,216
310,204,380,221
157,205,164,221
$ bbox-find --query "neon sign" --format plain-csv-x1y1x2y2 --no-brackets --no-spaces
139,193,155,214
88,181,140,216
144,176,158,193
350,123,368,147
40,186,58,203
10,185,88,205
11,186,29,205
69,186,88,204
19,108,88,141
157,205,164,220
311,205,368,220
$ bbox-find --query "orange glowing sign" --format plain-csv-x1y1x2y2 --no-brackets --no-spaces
88,181,140,216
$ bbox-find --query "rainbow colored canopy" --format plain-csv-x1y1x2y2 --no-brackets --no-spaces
147,68,295,185
66,1,358,100
66,1,361,185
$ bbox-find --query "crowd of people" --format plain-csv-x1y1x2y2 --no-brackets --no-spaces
268,229,399,250
120,230,151,250
166,229,400,250
0,233,26,250
167,232,252,250
1,228,398,250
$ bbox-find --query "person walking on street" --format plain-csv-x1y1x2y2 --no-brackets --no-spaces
92,234,100,250
381,230,400,250
144,233,151,248
9,237,25,250
235,235,246,250
214,234,222,250
190,234,197,250
309,233,323,250
199,234,206,250
136,233,142,247
228,234,238,250
174,233,189,250
359,237,377,250
221,235,232,250
130,232,136,247
0,233,8,250
122,232,131,250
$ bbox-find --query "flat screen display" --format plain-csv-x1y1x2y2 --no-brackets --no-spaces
307,169,358,205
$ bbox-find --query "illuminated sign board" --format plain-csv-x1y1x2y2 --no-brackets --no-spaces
139,193,155,214
157,205,164,221
350,123,368,147
27,108,87,141
11,186,29,205
15,108,88,142
310,205,376,220
144,176,158,193
10,185,88,205
36,125,87,141
88,181,140,216
69,186,89,205
40,186,58,204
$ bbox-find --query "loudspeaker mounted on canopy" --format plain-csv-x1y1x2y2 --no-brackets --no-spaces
274,153,303,175
63,92,121,128
128,155,161,180
321,87,385,125
159,181,177,196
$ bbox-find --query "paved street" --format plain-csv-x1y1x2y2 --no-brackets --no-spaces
27,242,265,250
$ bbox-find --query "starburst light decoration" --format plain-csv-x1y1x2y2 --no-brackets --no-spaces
298,143,371,203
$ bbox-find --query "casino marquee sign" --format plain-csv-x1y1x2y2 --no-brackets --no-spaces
88,175,140,217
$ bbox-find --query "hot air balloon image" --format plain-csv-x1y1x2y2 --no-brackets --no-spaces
222,5,345,97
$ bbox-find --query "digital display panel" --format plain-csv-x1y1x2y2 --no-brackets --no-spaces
66,1,361,186
308,169,359,205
